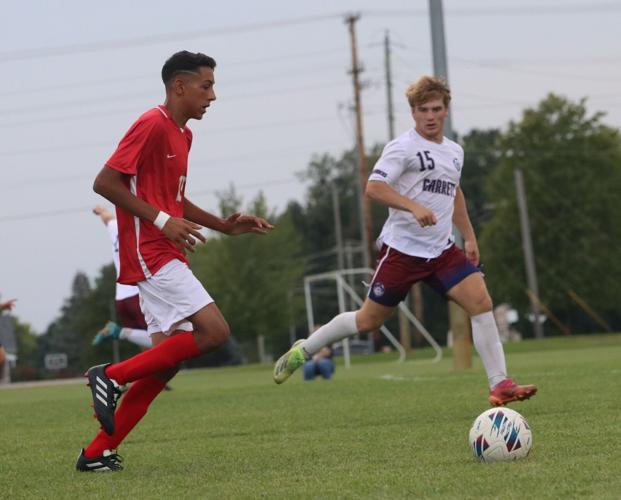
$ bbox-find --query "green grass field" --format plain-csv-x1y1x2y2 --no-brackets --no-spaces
1,334,620,499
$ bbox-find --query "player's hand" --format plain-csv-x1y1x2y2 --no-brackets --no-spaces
161,217,206,253
464,238,480,266
0,299,17,312
224,212,274,236
410,204,437,227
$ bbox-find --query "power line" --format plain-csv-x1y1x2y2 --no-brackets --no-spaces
0,77,349,117
0,177,301,223
0,14,342,63
365,3,621,18
2,142,349,189
0,47,349,98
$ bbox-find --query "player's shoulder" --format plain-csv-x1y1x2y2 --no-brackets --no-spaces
134,107,168,129
382,130,411,153
442,136,464,155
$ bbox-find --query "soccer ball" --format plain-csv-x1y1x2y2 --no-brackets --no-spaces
469,407,532,462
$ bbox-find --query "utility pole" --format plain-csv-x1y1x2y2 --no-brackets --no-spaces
514,168,544,339
429,0,454,140
384,30,395,141
331,182,345,271
346,13,374,268
428,0,471,369
383,29,411,352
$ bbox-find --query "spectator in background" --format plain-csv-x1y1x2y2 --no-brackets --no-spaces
303,345,335,381
0,298,16,368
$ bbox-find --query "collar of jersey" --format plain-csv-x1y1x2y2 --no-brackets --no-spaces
156,105,185,132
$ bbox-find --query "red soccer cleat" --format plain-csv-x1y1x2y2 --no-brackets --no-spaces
488,378,538,406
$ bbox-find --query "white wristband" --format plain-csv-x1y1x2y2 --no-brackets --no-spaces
153,211,171,230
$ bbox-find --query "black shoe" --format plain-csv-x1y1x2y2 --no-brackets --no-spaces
85,364,122,435
75,448,123,472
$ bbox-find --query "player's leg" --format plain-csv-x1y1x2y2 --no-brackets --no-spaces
446,272,507,387
101,303,226,386
78,332,177,470
274,299,397,383
274,246,408,384
273,299,396,384
120,328,153,349
446,269,537,405
85,260,228,435
101,261,227,385
117,294,153,349
92,321,122,346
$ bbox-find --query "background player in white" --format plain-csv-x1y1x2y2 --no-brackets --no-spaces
274,75,537,407
91,205,151,349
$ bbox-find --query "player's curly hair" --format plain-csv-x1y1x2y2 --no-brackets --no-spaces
405,76,451,108
161,51,217,85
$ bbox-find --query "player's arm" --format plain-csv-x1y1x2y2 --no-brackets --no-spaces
0,299,17,312
453,186,479,265
92,205,115,225
93,166,205,252
366,180,437,227
184,197,274,236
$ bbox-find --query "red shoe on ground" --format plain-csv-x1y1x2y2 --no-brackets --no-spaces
488,378,537,406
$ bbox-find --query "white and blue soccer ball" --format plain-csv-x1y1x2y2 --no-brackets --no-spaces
469,407,532,462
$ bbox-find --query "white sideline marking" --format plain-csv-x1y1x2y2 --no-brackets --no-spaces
380,374,406,381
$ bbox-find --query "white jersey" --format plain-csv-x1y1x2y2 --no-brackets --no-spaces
368,128,464,258
106,219,140,301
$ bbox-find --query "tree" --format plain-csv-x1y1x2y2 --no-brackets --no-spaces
189,192,305,360
460,129,503,233
480,94,621,333
10,317,39,381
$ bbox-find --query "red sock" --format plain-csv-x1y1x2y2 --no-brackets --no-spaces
105,332,200,385
84,375,166,458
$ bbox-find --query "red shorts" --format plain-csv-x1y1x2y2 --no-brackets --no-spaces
368,244,480,306
115,294,148,330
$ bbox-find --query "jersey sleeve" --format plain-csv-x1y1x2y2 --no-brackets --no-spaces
368,139,407,186
106,116,160,175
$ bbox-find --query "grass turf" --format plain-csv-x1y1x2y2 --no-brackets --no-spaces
0,334,619,499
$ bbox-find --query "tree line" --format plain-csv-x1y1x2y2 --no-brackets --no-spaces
7,94,620,380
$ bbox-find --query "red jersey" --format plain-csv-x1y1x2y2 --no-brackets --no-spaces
106,105,193,284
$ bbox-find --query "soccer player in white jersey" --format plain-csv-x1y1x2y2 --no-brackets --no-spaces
91,205,152,349
274,76,537,407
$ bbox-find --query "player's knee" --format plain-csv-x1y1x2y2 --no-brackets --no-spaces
356,312,384,332
194,321,230,352
155,366,179,384
471,294,493,315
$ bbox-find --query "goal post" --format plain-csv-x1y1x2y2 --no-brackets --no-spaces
303,268,442,368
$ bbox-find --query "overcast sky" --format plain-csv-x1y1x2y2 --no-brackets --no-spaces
1,0,620,333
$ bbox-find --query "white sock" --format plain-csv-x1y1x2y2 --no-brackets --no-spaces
471,311,507,388
120,328,152,349
302,312,358,356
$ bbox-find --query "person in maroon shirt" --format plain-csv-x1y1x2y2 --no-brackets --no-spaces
76,51,273,472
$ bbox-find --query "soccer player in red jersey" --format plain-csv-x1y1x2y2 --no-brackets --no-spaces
274,76,536,408
76,51,273,472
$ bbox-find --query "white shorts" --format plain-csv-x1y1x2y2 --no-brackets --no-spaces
137,259,214,336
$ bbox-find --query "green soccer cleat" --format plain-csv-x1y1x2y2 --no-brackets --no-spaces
273,339,307,384
92,321,122,346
